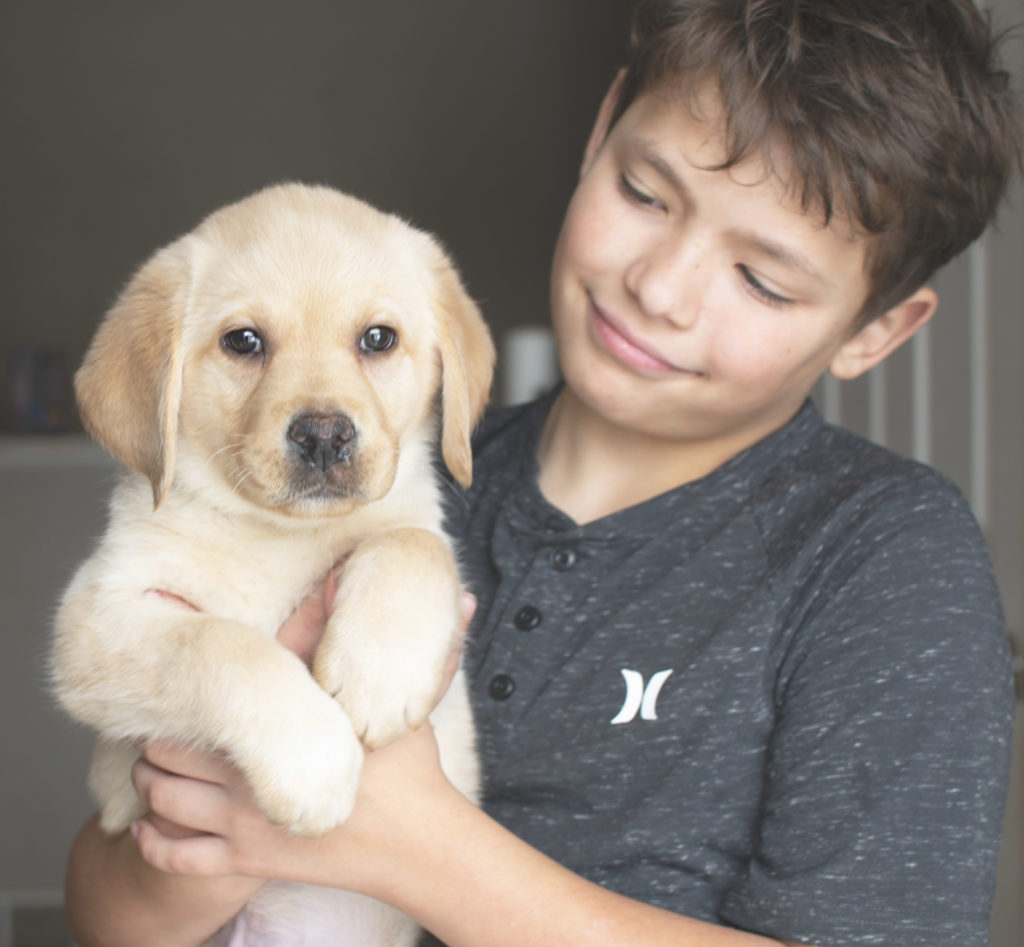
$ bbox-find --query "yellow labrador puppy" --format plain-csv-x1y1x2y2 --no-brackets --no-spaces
52,183,493,945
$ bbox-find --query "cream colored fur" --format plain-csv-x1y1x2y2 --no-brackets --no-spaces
51,183,494,946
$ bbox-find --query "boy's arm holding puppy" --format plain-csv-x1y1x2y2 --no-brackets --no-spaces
126,727,807,947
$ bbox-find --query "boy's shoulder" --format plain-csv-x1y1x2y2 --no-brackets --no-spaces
743,407,992,592
759,409,971,518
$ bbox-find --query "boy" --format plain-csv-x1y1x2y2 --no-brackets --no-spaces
66,1,1020,944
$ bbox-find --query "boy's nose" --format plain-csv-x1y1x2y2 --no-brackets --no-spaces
624,237,705,328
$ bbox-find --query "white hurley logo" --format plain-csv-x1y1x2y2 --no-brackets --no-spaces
610,668,674,724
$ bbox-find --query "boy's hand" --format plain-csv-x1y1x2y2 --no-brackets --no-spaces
131,721,446,886
131,740,304,879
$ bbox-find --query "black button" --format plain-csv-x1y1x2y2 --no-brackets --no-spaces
514,605,542,631
551,548,577,571
488,674,516,700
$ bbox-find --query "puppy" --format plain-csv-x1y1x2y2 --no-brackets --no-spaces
52,183,494,945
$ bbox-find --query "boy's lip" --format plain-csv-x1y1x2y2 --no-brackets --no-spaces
588,296,697,376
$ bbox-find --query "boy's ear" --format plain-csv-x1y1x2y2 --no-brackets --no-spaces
582,69,627,175
829,286,938,381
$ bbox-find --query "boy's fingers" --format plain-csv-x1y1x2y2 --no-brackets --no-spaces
132,819,233,877
143,812,206,841
275,559,346,665
132,752,237,840
138,740,231,784
276,587,329,666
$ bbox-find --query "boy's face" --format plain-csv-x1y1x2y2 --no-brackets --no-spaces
549,81,932,462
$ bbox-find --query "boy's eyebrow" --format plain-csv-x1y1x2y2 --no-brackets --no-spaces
633,142,690,197
733,231,829,285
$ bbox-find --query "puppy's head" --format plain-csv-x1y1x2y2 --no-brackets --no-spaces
75,183,494,514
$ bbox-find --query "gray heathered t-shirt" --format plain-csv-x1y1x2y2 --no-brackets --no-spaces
425,395,1013,946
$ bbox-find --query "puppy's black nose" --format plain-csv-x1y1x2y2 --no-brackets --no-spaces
287,414,356,471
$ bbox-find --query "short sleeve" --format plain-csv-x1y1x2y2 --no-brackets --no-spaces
719,479,1014,945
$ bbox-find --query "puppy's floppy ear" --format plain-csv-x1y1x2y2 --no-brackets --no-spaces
75,238,192,507
433,258,495,488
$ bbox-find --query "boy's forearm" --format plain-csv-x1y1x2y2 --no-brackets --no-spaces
343,781,806,947
66,814,260,947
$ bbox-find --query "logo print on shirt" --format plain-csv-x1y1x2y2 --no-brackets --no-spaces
610,669,674,724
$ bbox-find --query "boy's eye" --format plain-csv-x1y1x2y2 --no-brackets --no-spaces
617,173,664,210
737,265,794,308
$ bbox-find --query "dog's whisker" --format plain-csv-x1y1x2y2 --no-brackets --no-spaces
206,444,236,463
206,441,247,467
229,469,253,496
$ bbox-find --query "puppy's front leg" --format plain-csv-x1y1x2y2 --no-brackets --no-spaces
312,528,462,749
55,589,364,837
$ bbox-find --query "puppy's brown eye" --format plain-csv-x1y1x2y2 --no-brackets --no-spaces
222,328,263,356
360,325,397,353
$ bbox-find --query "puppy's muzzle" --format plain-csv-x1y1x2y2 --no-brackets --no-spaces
288,413,356,472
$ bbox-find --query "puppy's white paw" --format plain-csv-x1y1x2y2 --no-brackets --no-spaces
314,527,462,749
316,633,450,750
348,674,440,750
240,693,364,837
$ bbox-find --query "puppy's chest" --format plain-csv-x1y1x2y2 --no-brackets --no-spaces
109,474,441,633
187,526,359,626
206,538,333,625
123,512,368,634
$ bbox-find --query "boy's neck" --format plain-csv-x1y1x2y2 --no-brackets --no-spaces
535,388,755,525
